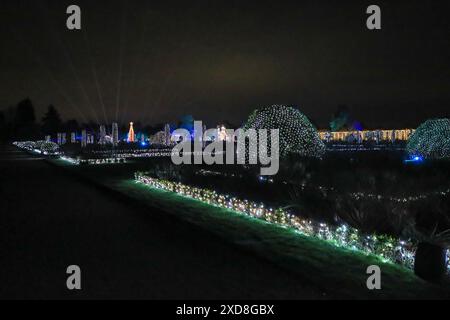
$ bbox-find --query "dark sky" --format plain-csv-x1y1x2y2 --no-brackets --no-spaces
1,0,449,128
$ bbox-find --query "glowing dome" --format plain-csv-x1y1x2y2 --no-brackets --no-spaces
406,119,450,159
243,105,325,157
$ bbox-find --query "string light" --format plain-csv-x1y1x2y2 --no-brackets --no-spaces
60,156,126,165
135,172,450,272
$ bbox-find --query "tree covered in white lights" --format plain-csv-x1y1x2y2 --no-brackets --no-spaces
243,105,325,157
407,119,450,159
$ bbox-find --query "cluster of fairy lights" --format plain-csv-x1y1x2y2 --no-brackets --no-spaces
92,148,172,155
133,172,450,272
196,169,242,178
407,119,450,160
195,169,450,203
14,141,36,151
91,148,209,159
14,141,124,165
60,156,125,165
243,105,326,158
297,182,450,203
14,141,60,155
328,145,405,152
350,189,450,203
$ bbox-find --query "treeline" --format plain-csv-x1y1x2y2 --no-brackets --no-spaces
0,98,178,143
0,98,80,143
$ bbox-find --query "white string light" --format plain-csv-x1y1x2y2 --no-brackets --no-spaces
135,172,449,272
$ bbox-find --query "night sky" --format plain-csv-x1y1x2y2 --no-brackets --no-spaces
1,0,449,128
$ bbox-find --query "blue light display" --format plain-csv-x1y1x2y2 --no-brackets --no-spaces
404,155,424,164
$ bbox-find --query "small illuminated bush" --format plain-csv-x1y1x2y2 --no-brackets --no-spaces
407,119,450,159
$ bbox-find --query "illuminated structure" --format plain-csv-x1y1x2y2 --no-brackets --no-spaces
127,122,136,143
164,124,171,146
203,124,208,148
81,130,87,148
104,135,113,144
112,123,119,146
319,129,415,142
71,132,76,144
149,124,173,146
99,125,106,145
217,125,232,142
150,131,166,145
57,133,67,145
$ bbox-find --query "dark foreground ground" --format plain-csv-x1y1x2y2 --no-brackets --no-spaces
0,145,325,299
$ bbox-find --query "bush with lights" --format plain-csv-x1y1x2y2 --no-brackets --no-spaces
407,119,450,160
243,105,325,158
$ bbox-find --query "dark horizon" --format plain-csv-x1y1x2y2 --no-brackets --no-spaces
1,0,449,129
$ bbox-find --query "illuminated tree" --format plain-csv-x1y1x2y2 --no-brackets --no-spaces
407,119,450,159
243,105,325,157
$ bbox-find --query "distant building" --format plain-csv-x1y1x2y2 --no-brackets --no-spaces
71,132,76,144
